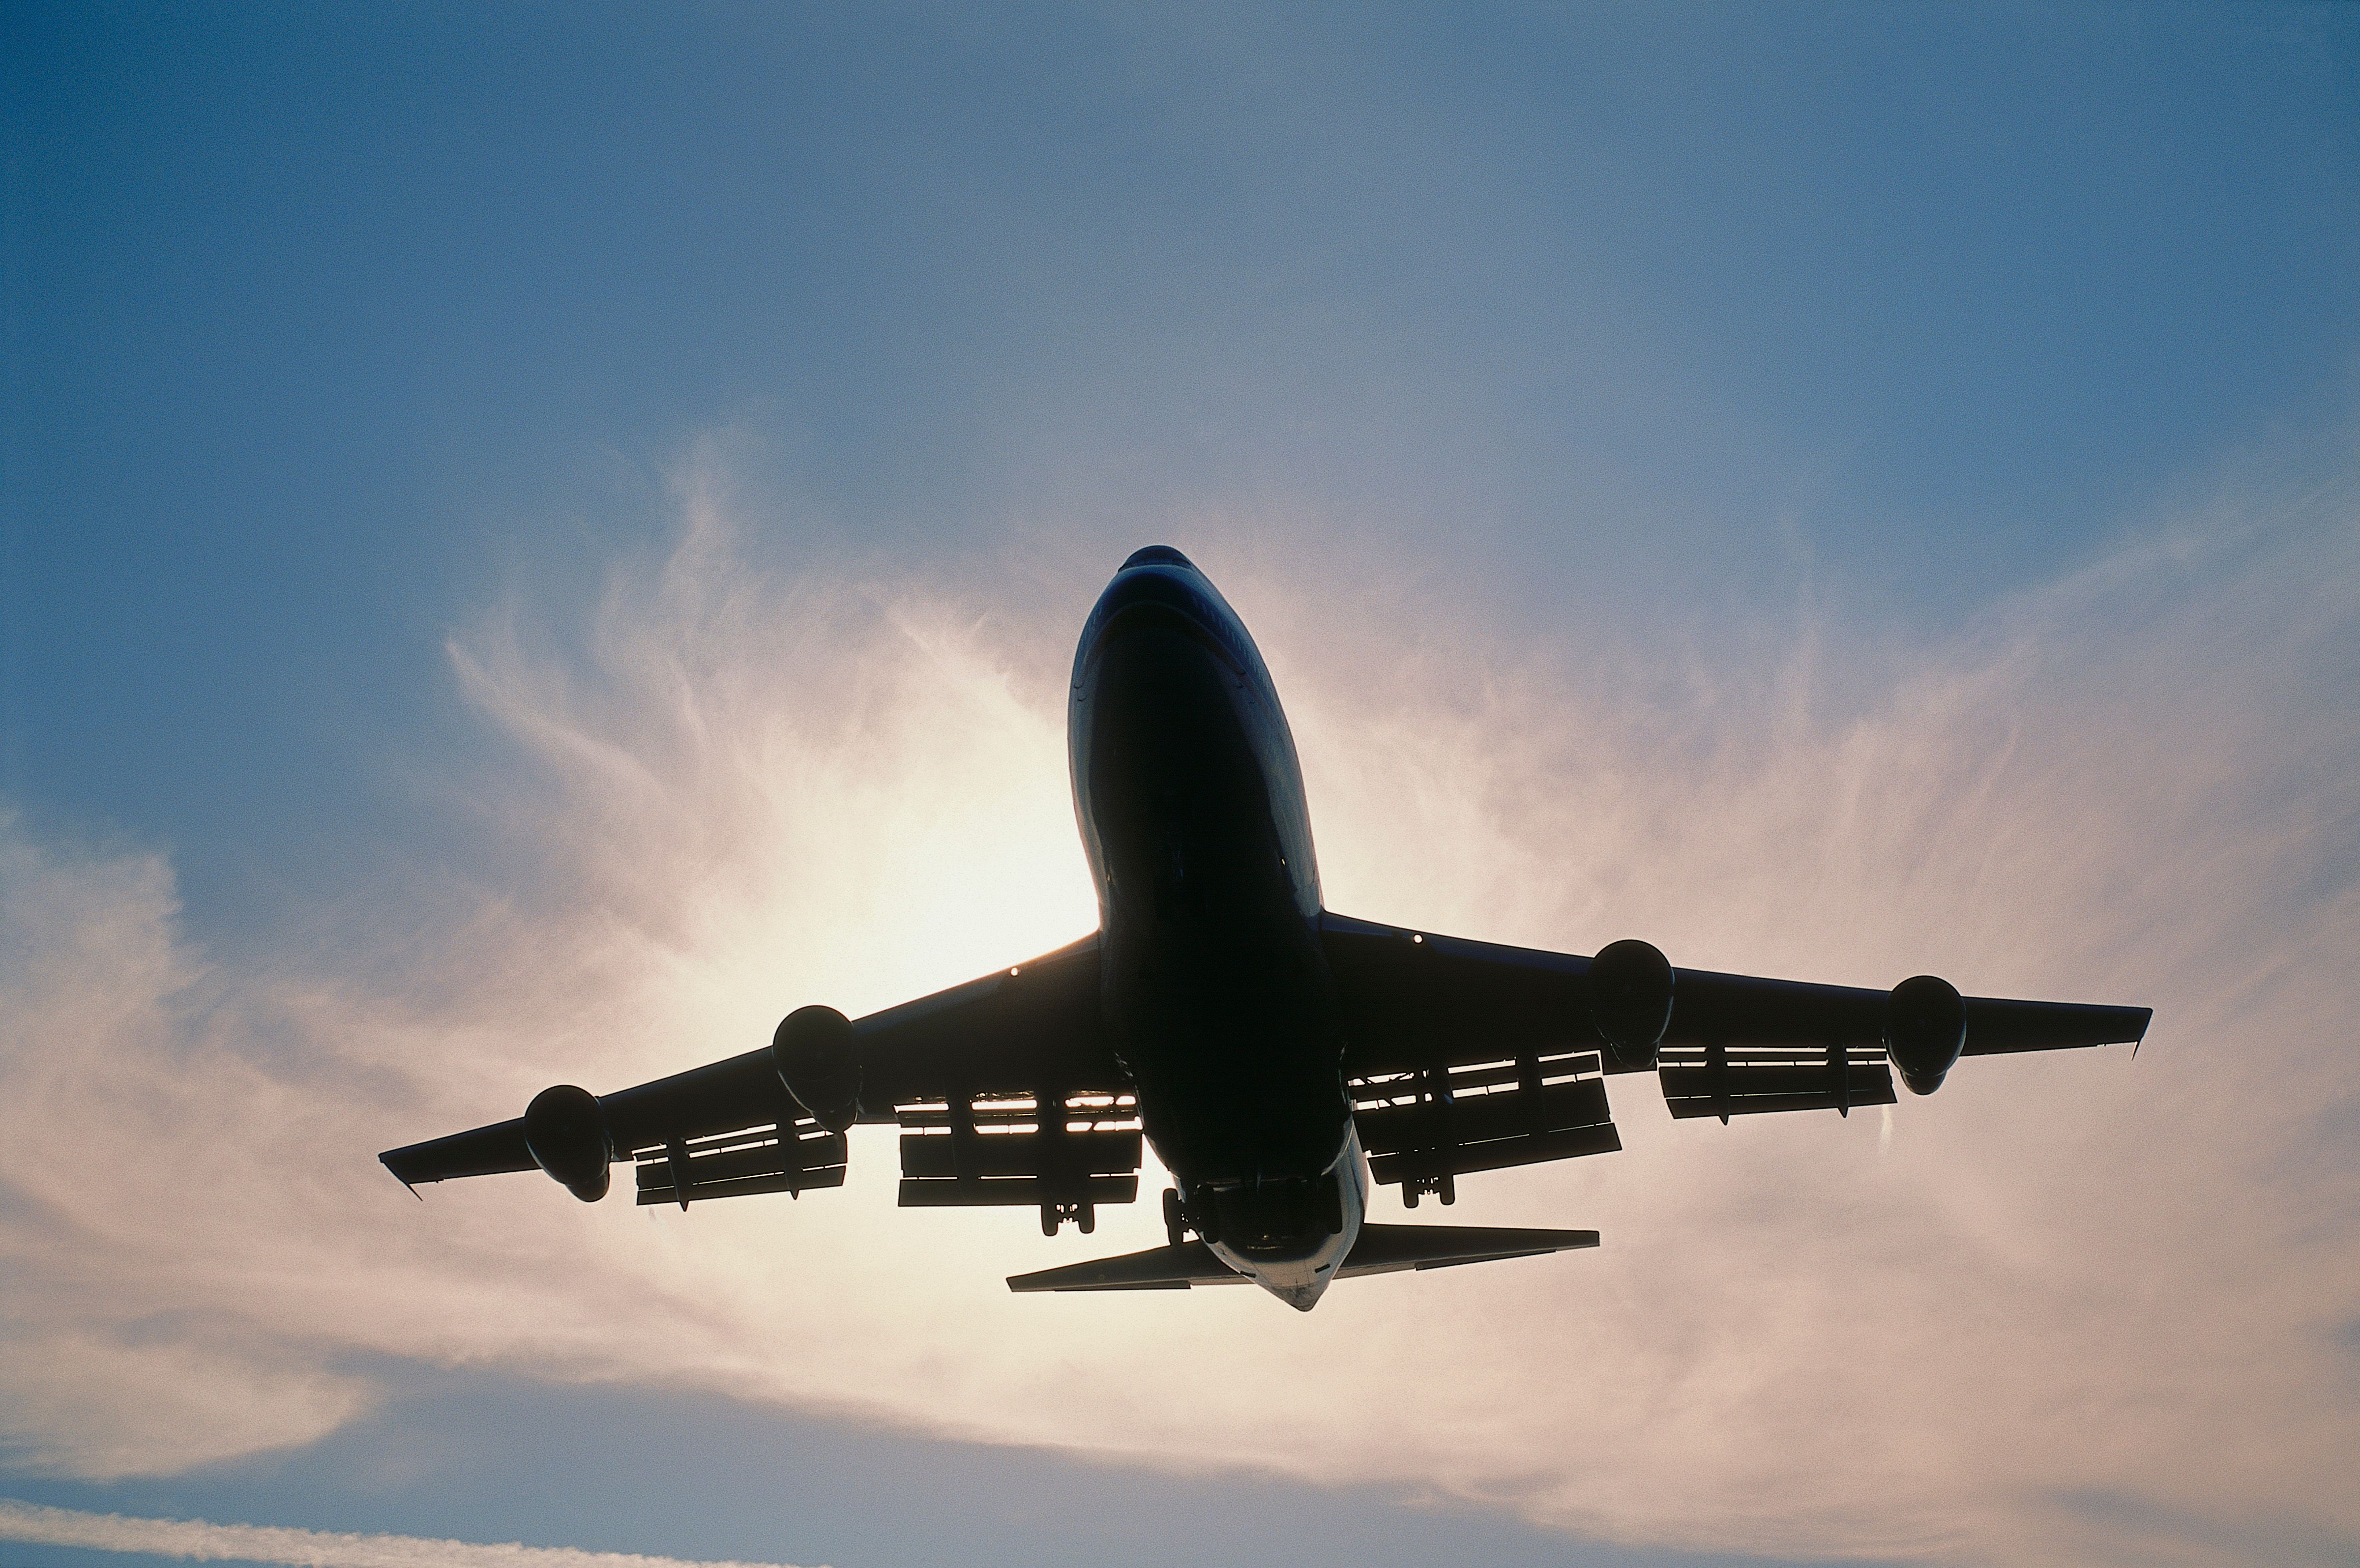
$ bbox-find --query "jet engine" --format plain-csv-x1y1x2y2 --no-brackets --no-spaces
773,1004,861,1132
1589,938,1675,1070
1886,974,1967,1095
523,1083,611,1202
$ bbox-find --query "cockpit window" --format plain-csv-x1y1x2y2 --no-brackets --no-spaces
1120,545,1194,571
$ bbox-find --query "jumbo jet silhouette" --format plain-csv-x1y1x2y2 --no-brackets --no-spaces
384,547,2148,1309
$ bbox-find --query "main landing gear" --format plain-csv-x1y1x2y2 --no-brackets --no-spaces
1041,1201,1096,1236
1401,1172,1456,1209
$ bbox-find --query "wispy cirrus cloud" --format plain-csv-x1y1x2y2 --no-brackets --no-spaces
1,442,2355,1564
0,1500,820,1568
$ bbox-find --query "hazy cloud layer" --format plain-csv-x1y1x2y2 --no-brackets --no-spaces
2,451,2355,1564
0,1500,817,1568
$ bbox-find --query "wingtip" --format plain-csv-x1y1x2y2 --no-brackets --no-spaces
379,1151,424,1199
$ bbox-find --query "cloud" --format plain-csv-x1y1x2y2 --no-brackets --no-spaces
1,442,2356,1564
0,1500,819,1568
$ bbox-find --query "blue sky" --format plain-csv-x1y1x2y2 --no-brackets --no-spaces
2,5,2357,1568
10,1,2352,927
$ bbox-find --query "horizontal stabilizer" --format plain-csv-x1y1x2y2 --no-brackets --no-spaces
1005,1222,1599,1294
1007,1241,1239,1292
1336,1222,1599,1277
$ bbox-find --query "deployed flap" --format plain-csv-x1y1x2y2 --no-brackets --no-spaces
1658,1044,1896,1123
1004,1223,1600,1293
897,1090,1144,1212
634,1118,848,1207
1353,1057,1620,1190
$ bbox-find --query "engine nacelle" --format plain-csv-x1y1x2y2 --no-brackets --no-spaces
1886,974,1967,1095
523,1083,611,1202
773,1005,861,1132
1589,938,1675,1070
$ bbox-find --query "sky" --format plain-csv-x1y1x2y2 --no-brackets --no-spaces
1,4,2356,1567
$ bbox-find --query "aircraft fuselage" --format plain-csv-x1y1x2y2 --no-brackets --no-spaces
1067,545,1363,1308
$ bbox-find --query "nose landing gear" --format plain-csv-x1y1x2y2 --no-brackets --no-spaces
1162,1186,1222,1246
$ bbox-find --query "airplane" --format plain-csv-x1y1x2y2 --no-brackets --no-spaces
382,545,2151,1311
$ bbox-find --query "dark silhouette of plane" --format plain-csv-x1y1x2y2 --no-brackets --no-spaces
383,546,2150,1310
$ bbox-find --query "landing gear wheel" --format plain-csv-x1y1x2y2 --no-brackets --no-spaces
1437,1172,1456,1207
1077,1203,1096,1235
1188,1191,1222,1247
1162,1188,1187,1248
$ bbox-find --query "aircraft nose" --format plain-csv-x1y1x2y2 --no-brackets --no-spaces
1081,561,1220,664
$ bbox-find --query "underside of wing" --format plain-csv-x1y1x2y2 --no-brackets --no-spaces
380,931,1149,1231
1320,910,2150,1198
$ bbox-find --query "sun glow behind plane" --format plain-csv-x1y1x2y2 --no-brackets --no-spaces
6,3,2356,1559
3,465,2356,1559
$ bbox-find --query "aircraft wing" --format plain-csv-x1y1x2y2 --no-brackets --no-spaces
381,932,1147,1218
1320,911,2149,1197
